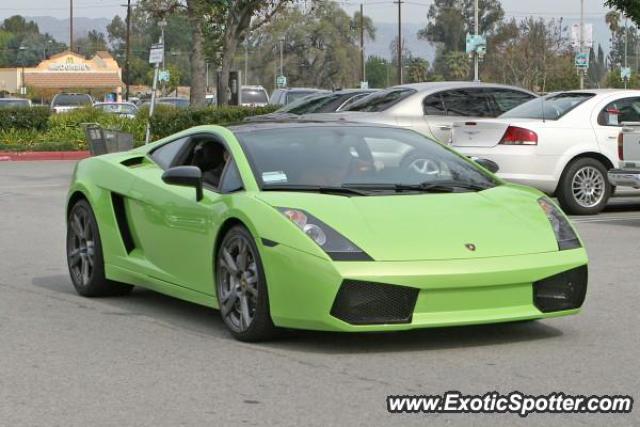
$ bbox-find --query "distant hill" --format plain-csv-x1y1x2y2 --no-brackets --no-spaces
24,16,110,45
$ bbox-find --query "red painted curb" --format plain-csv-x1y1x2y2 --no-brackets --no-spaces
0,151,90,161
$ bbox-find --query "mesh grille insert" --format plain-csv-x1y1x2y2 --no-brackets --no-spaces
330,280,419,325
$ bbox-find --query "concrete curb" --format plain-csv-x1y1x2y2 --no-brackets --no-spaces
0,151,90,162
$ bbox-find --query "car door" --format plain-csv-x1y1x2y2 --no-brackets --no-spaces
593,96,640,163
125,134,230,295
425,88,495,143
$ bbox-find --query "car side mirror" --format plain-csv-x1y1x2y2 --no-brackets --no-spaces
474,158,499,174
162,166,203,201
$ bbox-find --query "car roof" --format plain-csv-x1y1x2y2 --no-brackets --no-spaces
548,88,640,95
228,119,399,134
0,97,29,101
391,81,536,94
280,88,328,92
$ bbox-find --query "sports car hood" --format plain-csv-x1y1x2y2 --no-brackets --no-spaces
256,185,560,261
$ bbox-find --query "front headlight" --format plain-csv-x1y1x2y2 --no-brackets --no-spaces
537,197,581,250
278,208,372,261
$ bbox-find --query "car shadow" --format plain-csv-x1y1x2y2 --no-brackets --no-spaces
32,274,564,354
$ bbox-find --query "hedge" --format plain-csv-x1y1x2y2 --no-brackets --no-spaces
0,105,279,151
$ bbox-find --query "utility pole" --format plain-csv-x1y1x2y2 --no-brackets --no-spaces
624,16,629,89
579,0,584,89
125,0,131,101
360,3,365,85
394,0,403,85
69,0,74,51
244,41,248,85
279,37,284,76
473,0,479,82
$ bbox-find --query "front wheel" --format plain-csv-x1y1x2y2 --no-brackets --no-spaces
556,158,611,215
216,225,277,342
66,199,133,297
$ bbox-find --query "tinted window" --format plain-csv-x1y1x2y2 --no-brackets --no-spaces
337,93,371,111
501,93,594,120
284,93,356,114
52,94,92,106
150,136,190,169
423,94,445,116
345,89,416,112
220,160,244,193
597,97,640,126
490,89,535,114
236,126,495,191
241,89,268,104
286,91,318,104
440,89,494,117
0,99,29,108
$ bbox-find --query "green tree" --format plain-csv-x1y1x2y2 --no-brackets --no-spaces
366,56,393,88
605,0,640,26
75,30,108,57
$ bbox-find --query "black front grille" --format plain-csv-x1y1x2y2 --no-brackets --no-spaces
533,266,588,313
330,280,419,325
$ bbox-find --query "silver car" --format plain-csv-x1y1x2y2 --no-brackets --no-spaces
302,82,536,143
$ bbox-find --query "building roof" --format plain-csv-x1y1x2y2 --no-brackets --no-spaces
24,72,122,89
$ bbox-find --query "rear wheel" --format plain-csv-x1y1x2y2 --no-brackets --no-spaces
556,158,611,215
66,199,133,297
216,225,277,342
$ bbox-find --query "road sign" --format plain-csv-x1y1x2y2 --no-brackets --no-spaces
465,34,487,55
360,81,369,89
571,24,593,49
158,70,171,82
621,67,632,80
575,52,589,69
149,43,164,65
276,75,287,88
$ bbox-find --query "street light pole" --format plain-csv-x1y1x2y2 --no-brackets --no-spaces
360,3,365,85
124,0,131,101
473,0,479,82
579,0,584,90
279,37,284,77
69,0,74,52
394,0,403,85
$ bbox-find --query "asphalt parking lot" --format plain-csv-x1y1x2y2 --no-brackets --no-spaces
0,161,638,426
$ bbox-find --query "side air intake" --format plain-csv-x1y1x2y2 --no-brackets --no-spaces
111,193,135,254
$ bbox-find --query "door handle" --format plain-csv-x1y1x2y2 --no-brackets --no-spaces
438,125,452,130
607,136,617,140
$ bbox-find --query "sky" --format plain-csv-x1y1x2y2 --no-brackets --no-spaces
0,0,614,23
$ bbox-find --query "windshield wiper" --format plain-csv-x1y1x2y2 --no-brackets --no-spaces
261,185,371,196
343,181,492,193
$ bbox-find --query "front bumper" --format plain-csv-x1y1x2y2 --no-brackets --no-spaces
608,168,640,188
261,243,588,332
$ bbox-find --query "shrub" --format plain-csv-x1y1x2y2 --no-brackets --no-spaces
0,106,50,132
148,105,278,139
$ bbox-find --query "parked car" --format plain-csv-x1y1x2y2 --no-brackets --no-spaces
65,121,587,341
0,97,31,108
50,93,93,113
94,102,139,119
270,87,330,106
303,82,536,143
450,89,640,215
608,123,640,188
141,97,190,109
241,85,269,107
245,89,378,122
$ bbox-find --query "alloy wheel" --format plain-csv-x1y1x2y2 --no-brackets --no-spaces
67,208,96,287
571,166,605,208
217,235,259,333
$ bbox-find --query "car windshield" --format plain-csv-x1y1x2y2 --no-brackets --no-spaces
96,103,137,114
286,91,318,104
280,92,360,114
500,92,595,120
242,89,268,104
236,125,496,194
53,94,92,106
0,99,29,108
344,88,416,112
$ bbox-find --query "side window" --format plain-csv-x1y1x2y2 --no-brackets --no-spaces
490,89,535,114
597,97,640,126
440,89,493,117
150,136,190,169
220,159,244,193
423,93,445,116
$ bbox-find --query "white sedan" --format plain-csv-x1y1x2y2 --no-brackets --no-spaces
451,89,640,214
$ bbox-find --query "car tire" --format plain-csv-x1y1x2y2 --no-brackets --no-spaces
556,158,611,215
215,225,277,342
66,199,133,297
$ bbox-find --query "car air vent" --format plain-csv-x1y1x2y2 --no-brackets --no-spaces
121,156,145,167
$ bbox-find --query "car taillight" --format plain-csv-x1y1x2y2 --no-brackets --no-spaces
499,126,538,145
618,132,624,160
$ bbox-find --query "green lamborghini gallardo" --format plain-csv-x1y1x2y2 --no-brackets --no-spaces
66,121,588,341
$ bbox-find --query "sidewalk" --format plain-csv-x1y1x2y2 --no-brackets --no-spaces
0,151,90,161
